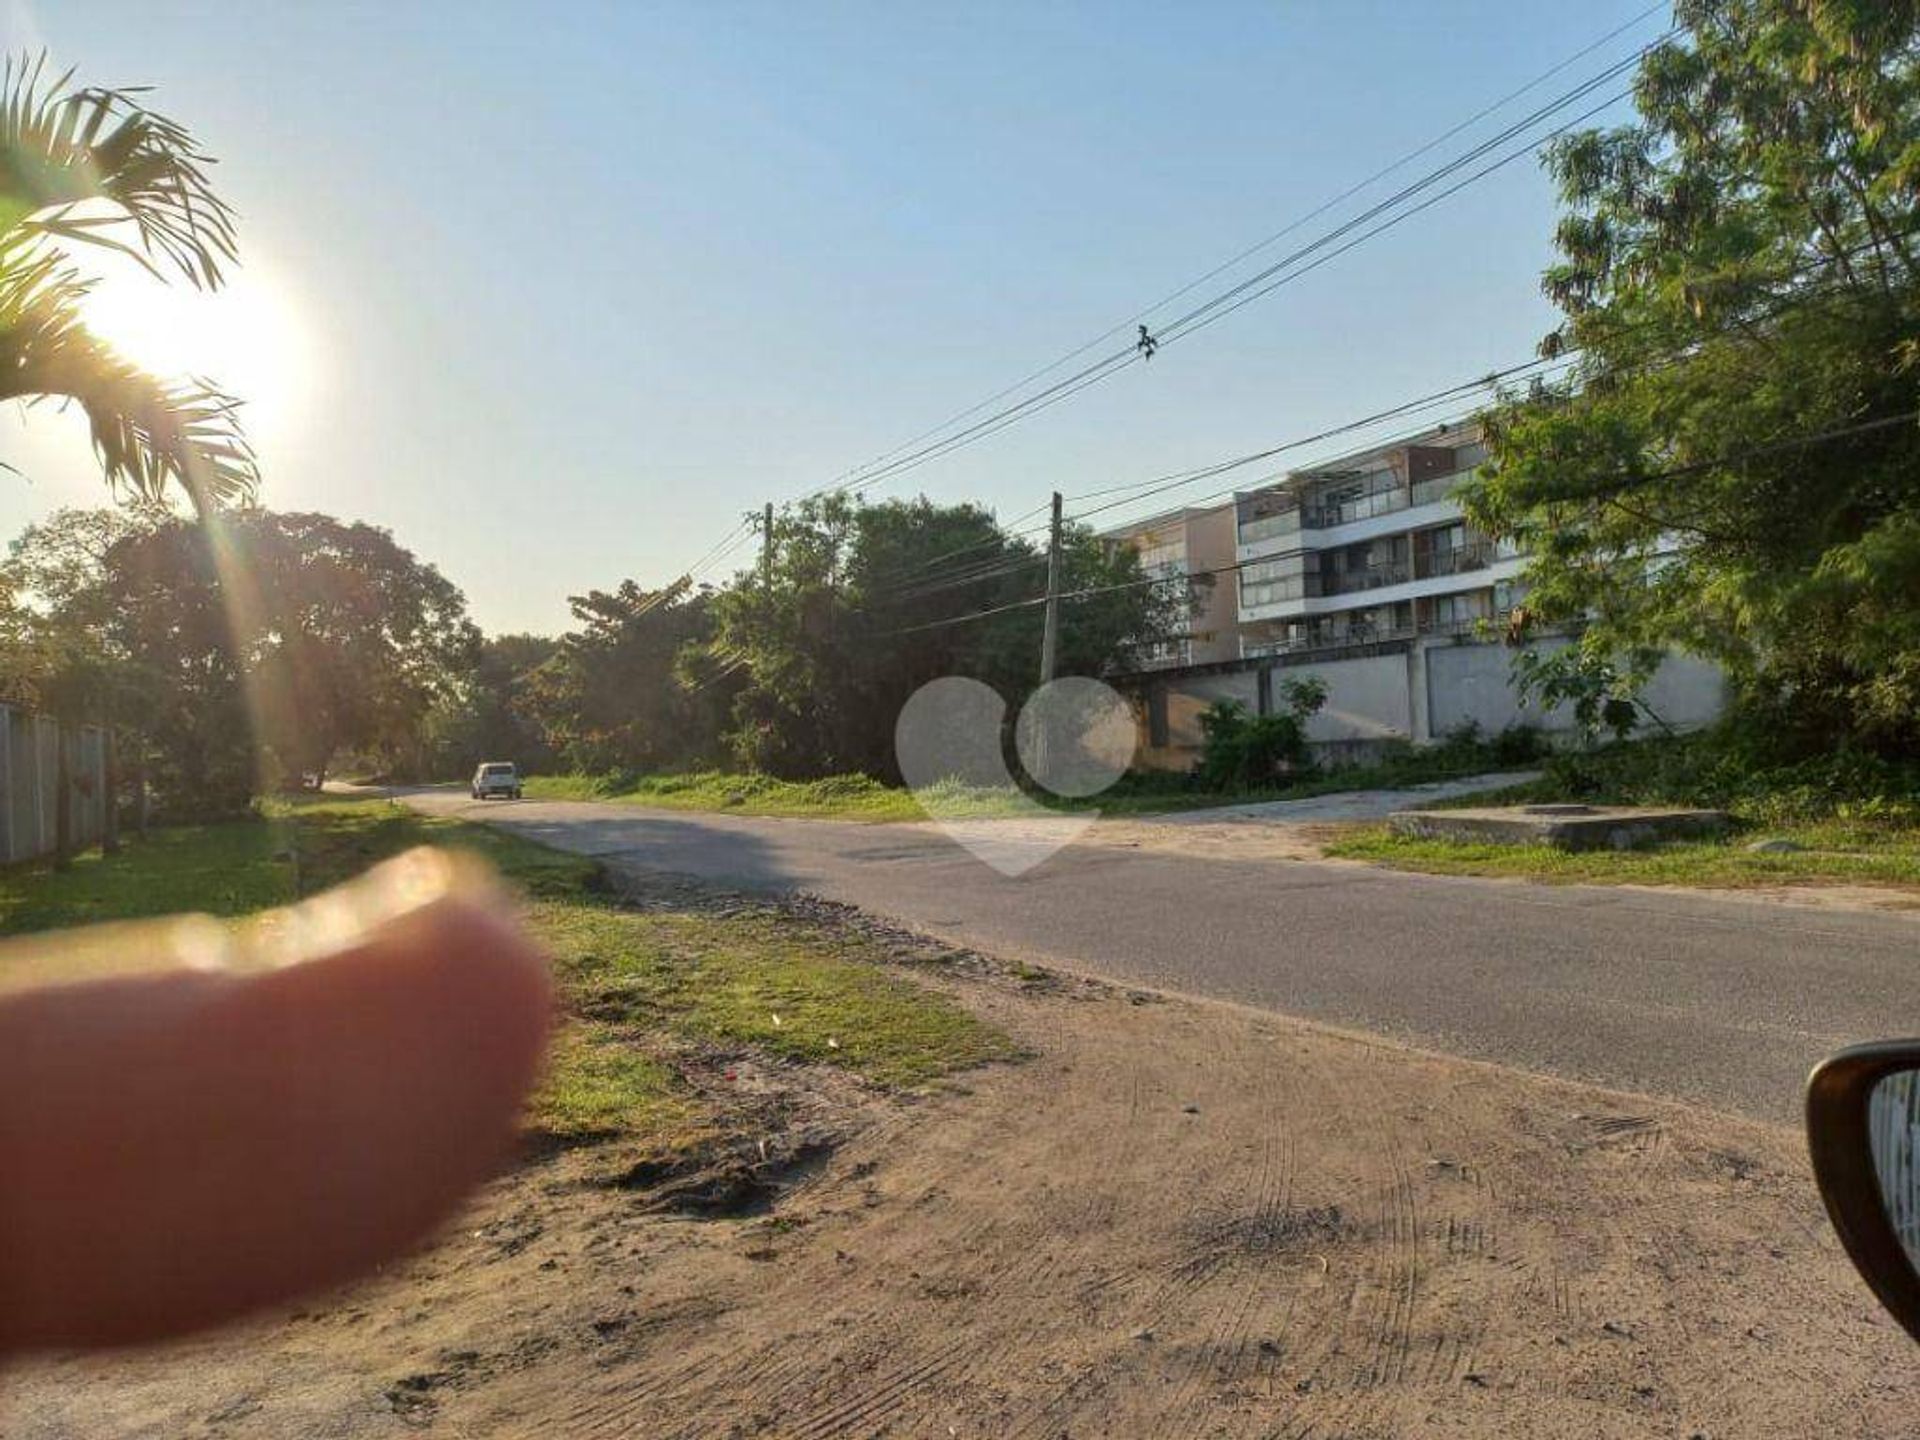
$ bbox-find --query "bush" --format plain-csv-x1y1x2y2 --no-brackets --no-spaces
1195,680,1327,792
1490,723,1550,767
1533,728,1920,825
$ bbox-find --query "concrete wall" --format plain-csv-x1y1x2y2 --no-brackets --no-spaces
1158,669,1259,757
1424,638,1728,739
1294,652,1413,743
1127,637,1727,773
1424,640,1571,736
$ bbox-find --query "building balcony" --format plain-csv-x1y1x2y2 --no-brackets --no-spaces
1241,607,1513,661
1416,541,1495,579
1323,560,1412,596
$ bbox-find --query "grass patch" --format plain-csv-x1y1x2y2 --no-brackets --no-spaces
523,770,933,821
1326,821,1920,890
0,819,294,933
536,904,1014,1088
0,796,1013,1146
1325,731,1920,892
518,735,1544,825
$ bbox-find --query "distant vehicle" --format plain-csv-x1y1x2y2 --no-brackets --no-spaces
471,762,523,801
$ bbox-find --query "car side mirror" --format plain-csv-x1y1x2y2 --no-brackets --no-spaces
1807,1040,1920,1342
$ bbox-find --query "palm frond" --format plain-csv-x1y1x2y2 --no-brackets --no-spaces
0,238,257,508
0,52,236,287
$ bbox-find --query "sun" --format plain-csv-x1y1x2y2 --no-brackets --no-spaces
74,254,309,437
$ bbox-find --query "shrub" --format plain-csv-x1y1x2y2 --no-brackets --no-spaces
1195,679,1328,792
1489,723,1549,766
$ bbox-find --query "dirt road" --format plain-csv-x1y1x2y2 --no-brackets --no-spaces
12,899,1914,1438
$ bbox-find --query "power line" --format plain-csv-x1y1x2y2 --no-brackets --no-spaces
655,15,1674,598
882,407,1920,638
867,353,1572,607
811,47,1660,505
810,2,1669,505
1039,224,1919,540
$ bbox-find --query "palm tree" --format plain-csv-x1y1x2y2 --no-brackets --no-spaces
0,54,257,511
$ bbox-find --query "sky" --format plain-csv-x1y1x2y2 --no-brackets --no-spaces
0,1,1664,635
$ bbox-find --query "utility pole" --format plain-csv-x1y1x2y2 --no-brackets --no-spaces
761,502,775,591
1039,490,1064,685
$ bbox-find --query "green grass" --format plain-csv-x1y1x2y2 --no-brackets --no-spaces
523,769,935,820
518,738,1544,825
0,797,1012,1146
0,819,295,933
1324,732,1920,892
536,903,1014,1089
1326,820,1920,891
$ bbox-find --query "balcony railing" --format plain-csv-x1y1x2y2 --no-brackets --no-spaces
1302,489,1409,529
1242,607,1514,660
1419,608,1511,638
1409,466,1476,508
1322,560,1412,596
1237,510,1301,547
1417,542,1494,579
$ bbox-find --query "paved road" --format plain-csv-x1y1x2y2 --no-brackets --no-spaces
399,788,1918,1124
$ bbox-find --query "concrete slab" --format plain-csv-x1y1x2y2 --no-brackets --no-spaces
1389,803,1731,851
1152,770,1543,827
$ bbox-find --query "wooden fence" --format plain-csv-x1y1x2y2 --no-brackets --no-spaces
0,703,108,865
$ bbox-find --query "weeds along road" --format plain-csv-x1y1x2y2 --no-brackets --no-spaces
396,788,1920,1124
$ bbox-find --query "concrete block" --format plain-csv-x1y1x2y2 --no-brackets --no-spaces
1388,804,1731,852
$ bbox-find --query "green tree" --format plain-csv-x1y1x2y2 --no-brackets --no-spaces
710,495,1179,778
6,505,252,817
1470,0,1920,756
4,508,478,807
522,580,727,774
237,512,479,785
420,633,560,779
0,57,255,508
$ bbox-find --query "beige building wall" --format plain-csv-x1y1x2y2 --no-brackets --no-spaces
1181,503,1240,664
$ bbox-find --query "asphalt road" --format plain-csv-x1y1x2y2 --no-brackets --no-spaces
400,788,1919,1124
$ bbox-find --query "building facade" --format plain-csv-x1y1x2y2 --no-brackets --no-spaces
1104,501,1241,670
1100,421,1727,767
1231,423,1524,659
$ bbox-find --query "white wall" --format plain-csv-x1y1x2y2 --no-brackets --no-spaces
1425,638,1727,739
1284,653,1413,742
1131,636,1728,772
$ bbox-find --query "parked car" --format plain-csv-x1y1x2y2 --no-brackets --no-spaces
471,761,523,801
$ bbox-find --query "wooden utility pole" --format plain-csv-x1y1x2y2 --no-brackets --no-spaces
762,502,775,590
1039,490,1064,685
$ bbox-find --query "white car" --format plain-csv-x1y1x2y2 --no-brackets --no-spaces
471,762,523,801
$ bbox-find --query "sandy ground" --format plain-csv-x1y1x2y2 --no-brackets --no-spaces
9,894,1917,1440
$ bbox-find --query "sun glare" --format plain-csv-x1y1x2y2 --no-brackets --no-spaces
74,256,309,438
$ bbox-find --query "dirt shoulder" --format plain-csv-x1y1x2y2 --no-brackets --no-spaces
10,886,1915,1439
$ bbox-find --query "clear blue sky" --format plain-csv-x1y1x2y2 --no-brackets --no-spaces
0,1,1663,634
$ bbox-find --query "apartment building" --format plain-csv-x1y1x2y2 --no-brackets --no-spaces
1104,419,1726,768
1231,422,1524,659
1104,501,1240,669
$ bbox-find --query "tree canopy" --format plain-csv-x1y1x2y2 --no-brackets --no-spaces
707,494,1180,778
1469,0,1920,755
3,507,477,808
0,57,255,509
